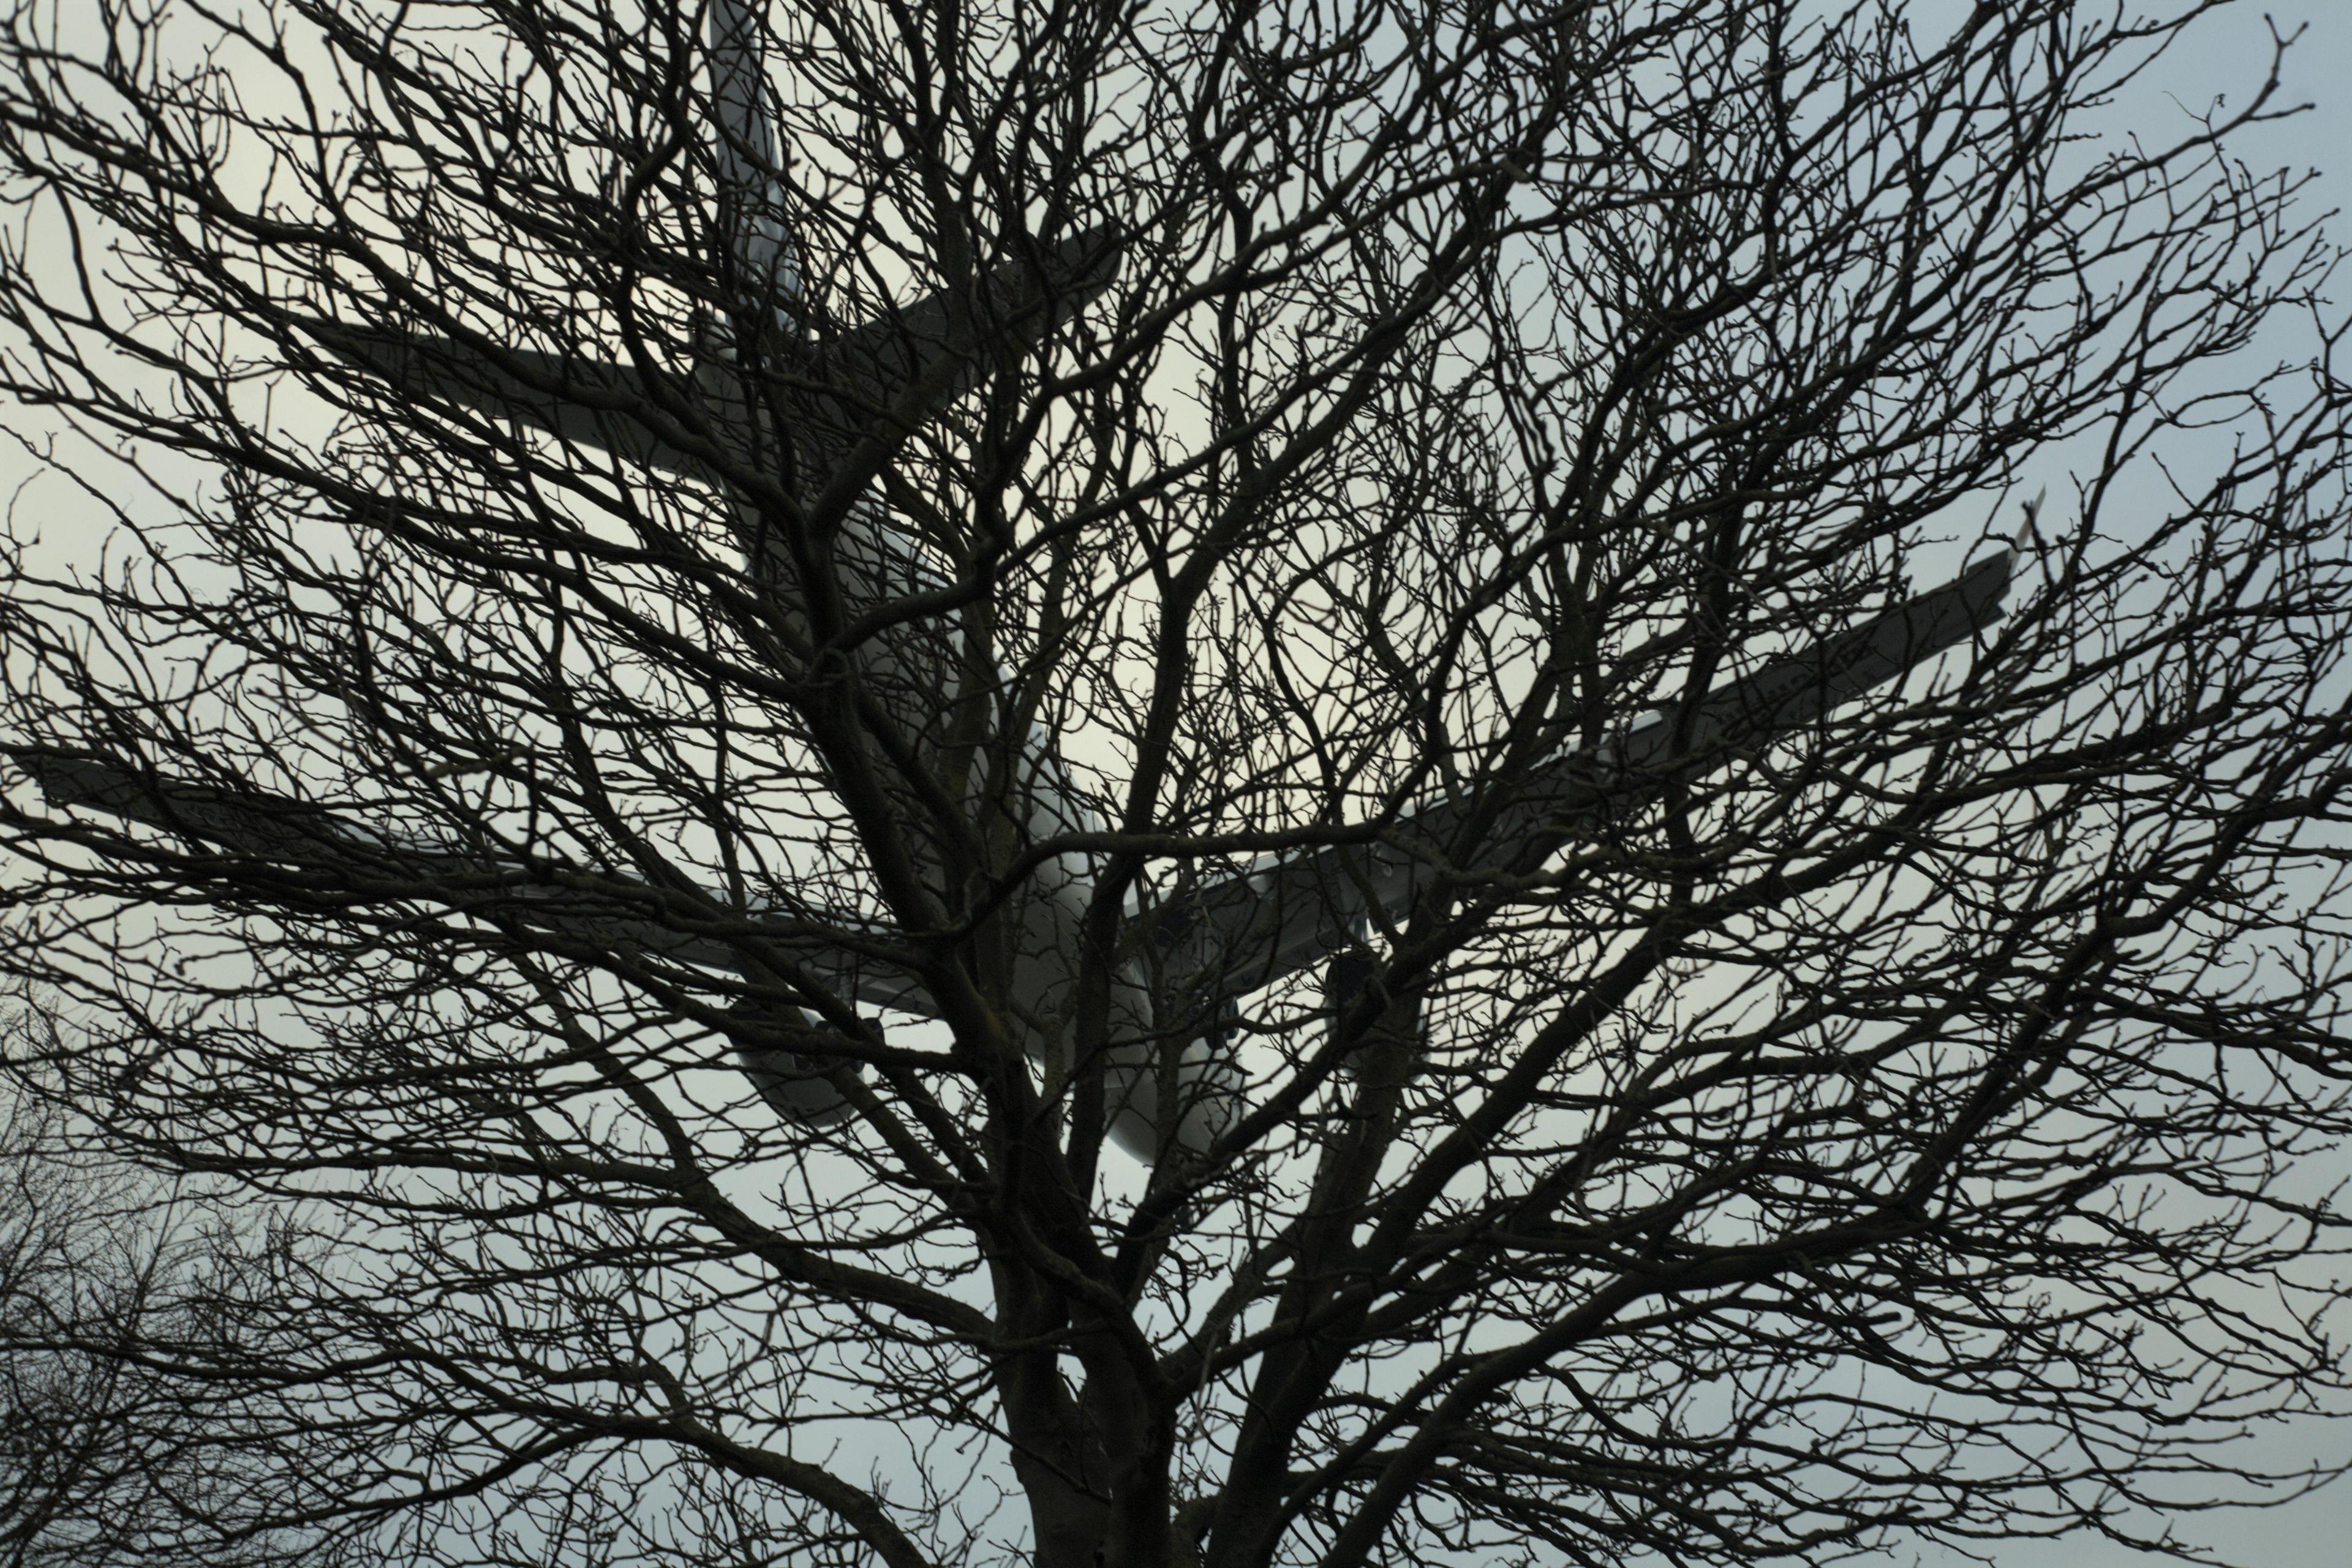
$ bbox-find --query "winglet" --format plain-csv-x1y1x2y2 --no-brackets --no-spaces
7,744,155,817
3,743,399,854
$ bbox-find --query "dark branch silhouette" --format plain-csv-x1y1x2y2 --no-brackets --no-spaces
0,2,2348,1566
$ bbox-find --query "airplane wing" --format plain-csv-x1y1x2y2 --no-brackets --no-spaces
3,745,935,1017
1152,549,2018,992
293,225,1120,489
4,549,2015,1024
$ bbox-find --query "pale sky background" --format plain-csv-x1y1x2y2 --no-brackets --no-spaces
2,4,2350,1565
1898,6,2352,1567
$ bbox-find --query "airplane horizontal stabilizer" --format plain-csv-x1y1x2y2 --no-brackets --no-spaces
293,225,1119,489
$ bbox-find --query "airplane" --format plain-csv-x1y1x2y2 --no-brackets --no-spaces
3,1,2019,1164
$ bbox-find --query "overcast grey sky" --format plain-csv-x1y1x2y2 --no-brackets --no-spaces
2,5,2346,1564
1901,13,2352,1568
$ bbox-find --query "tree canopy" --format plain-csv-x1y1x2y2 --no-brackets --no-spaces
1,2,2350,1565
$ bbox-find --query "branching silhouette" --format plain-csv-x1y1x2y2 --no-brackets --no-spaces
2,1024,346,1568
1,2,2349,1566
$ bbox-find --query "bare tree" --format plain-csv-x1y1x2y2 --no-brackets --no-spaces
0,1,2349,1564
1,1022,344,1568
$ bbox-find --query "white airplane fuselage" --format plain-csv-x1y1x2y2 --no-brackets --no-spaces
742,496,1238,1160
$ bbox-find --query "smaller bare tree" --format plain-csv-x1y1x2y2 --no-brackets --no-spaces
1,1015,343,1568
